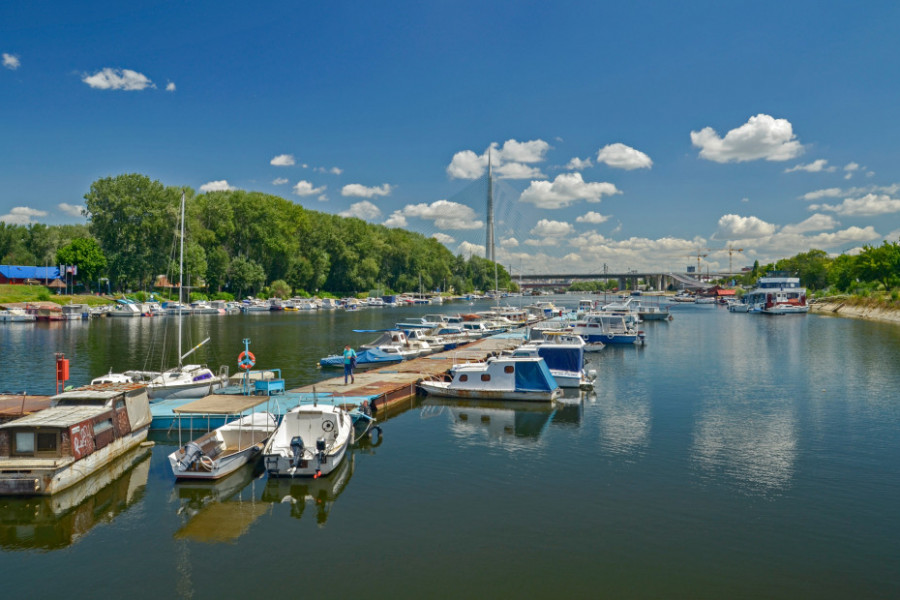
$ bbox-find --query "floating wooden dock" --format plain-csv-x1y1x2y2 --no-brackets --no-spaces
289,333,527,413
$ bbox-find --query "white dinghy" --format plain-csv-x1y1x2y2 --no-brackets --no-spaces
263,402,353,479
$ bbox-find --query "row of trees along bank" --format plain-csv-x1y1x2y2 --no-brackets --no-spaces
3,173,513,297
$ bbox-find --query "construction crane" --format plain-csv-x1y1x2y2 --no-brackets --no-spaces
689,249,710,278
726,246,744,274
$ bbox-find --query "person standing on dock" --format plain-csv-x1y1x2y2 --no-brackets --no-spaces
343,345,357,384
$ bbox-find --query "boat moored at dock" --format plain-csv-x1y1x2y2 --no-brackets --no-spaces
418,356,562,402
0,383,153,496
263,402,353,478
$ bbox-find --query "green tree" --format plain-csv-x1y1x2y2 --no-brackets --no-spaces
270,279,292,298
84,174,180,290
56,237,108,288
227,256,266,298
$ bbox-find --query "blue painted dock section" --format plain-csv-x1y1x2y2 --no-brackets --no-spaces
150,392,376,431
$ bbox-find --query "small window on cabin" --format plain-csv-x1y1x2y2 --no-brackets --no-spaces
504,366,514,374
14,432,35,454
458,374,468,382
115,399,125,410
481,374,491,382
37,432,57,453
93,419,113,435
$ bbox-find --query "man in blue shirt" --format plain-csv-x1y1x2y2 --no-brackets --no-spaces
343,344,357,384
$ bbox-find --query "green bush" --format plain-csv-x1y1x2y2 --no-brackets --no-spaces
210,291,234,301
37,290,51,301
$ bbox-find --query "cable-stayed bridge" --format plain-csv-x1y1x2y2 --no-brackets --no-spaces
516,271,732,290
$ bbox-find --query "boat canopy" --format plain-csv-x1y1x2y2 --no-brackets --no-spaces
514,359,557,392
535,346,583,373
173,394,270,415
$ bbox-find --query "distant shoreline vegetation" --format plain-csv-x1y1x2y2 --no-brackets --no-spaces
0,173,513,298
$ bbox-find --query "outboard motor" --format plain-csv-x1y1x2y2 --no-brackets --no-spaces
290,436,305,467
314,437,327,478
177,441,204,471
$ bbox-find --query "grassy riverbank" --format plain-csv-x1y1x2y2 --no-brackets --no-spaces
810,294,900,325
0,284,111,307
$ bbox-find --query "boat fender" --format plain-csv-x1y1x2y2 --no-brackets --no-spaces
289,436,304,467
177,441,204,471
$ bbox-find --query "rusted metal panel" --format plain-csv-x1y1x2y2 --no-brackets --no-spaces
68,421,95,459
0,395,51,423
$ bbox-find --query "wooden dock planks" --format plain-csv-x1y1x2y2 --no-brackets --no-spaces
289,334,525,412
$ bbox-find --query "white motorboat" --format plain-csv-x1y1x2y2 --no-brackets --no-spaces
263,403,353,478
571,313,645,345
418,356,562,402
168,395,277,480
0,308,36,322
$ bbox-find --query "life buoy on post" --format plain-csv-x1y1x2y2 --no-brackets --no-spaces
238,350,256,370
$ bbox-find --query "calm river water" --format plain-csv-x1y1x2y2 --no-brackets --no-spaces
1,297,899,598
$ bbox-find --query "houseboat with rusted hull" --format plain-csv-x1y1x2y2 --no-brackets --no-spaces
0,383,152,496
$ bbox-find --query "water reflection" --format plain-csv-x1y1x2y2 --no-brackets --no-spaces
551,396,584,428
593,385,651,456
692,399,797,494
422,398,556,448
0,445,150,551
173,462,267,543
261,452,355,526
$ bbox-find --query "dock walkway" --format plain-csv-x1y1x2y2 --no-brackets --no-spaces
288,332,526,412
150,332,526,431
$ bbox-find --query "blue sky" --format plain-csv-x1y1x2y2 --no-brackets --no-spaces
3,1,900,274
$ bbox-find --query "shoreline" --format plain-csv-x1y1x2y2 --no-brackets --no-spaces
810,299,900,325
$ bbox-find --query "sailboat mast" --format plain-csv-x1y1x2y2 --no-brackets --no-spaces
178,190,185,369
486,150,495,264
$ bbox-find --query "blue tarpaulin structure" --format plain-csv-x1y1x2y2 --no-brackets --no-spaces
0,265,61,283
319,348,403,369
534,345,583,373
514,359,557,392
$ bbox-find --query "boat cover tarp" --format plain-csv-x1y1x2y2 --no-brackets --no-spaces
319,348,402,368
514,359,557,392
535,346,583,373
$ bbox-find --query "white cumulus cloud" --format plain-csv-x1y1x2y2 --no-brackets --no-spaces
339,201,382,221
200,180,236,192
2,53,20,70
58,203,84,218
432,233,456,244
270,154,296,166
165,82,176,92
716,214,777,238
520,172,620,209
1,206,48,225
82,68,155,90
447,138,550,179
292,180,326,196
566,157,593,170
780,214,839,235
802,188,843,201
456,241,485,258
272,177,289,185
784,159,835,173
383,212,408,228
394,200,483,230
500,237,519,247
691,114,804,163
530,219,574,238
809,193,900,216
576,211,611,224
341,183,392,198
596,143,653,170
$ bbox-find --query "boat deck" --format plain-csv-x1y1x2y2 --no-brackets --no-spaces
0,394,51,424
